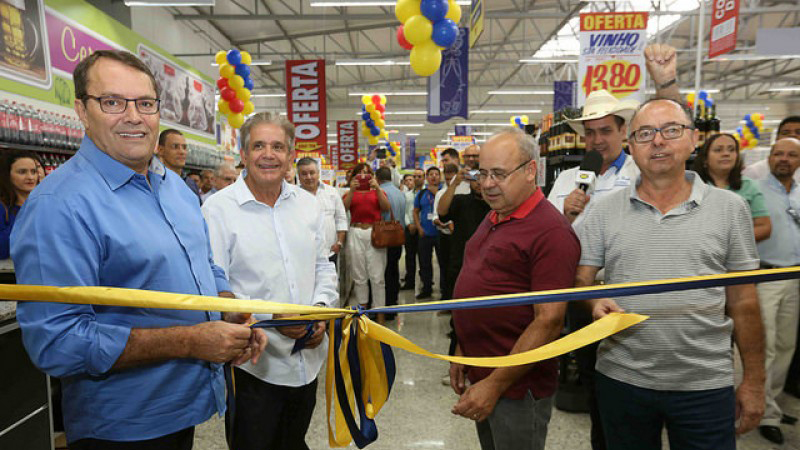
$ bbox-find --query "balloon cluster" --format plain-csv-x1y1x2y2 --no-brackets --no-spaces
735,113,765,150
361,94,388,146
686,90,714,115
395,0,462,77
216,49,255,129
389,141,401,156
510,115,529,130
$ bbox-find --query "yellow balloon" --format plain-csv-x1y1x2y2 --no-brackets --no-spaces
229,75,245,90
228,113,245,128
240,51,252,66
379,95,387,105
445,0,462,22
362,125,370,136
510,116,517,125
380,130,388,139
362,95,372,105
368,136,379,145
404,15,433,46
236,88,251,101
522,115,529,124
366,104,376,113
219,63,235,79
370,110,381,122
218,99,231,115
395,0,422,23
375,119,385,129
215,51,227,65
410,40,442,77
242,101,255,116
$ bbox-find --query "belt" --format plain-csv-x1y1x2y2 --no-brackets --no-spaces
760,263,785,270
351,223,373,229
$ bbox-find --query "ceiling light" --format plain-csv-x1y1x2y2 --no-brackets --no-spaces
355,111,427,116
386,124,425,127
679,89,720,94
519,58,578,64
125,0,213,5
336,60,410,66
449,131,494,136
250,93,286,98
406,133,421,136
471,109,542,114
348,91,426,96
709,54,800,62
487,90,554,95
212,61,272,66
767,86,800,92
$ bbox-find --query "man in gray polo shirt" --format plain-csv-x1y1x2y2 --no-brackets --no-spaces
575,98,765,449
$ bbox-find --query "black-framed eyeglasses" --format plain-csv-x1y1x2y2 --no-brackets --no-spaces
84,95,161,115
478,160,531,183
787,207,800,226
630,124,693,144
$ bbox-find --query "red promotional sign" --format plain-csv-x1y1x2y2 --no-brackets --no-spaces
329,144,339,169
285,60,328,157
337,120,358,171
709,0,740,59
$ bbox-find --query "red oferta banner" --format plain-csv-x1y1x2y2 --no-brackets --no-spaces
337,120,358,171
709,0,740,59
285,60,327,157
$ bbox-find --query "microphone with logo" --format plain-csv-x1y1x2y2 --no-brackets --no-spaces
568,150,603,218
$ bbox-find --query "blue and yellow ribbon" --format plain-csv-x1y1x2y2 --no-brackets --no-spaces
3,266,800,448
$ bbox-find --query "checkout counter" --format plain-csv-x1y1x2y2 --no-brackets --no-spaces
0,260,55,449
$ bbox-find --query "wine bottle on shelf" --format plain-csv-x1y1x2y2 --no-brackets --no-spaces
0,101,8,143
709,104,720,138
694,106,706,151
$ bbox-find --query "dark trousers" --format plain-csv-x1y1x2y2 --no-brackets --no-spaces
70,428,194,450
418,235,441,294
403,228,419,288
596,373,735,450
226,367,318,450
438,233,452,300
385,245,402,308
568,302,605,450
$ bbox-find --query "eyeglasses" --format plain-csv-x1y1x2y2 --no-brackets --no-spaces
84,95,161,115
630,124,693,144
478,160,531,183
787,207,800,226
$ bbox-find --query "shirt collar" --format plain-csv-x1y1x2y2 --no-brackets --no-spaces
630,170,708,206
234,174,296,206
489,188,544,224
79,137,162,191
766,172,797,193
608,151,627,173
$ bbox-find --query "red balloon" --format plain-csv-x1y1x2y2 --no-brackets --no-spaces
372,94,381,105
221,87,236,101
381,112,385,119
229,98,244,113
216,77,228,90
376,104,386,113
397,26,413,50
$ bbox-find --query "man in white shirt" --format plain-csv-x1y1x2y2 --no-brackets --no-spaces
297,157,348,266
202,112,338,450
743,116,800,185
402,168,425,290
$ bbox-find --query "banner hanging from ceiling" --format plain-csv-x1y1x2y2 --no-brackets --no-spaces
285,59,327,158
578,12,648,106
709,0,740,59
336,120,358,172
469,0,484,48
428,27,469,124
553,80,577,113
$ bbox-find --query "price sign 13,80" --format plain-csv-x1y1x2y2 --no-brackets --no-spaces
582,60,642,99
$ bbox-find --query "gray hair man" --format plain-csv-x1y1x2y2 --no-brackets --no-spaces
575,99,764,449
202,111,338,450
214,163,237,191
296,156,348,265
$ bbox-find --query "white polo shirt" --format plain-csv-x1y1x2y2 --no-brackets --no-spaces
547,150,639,229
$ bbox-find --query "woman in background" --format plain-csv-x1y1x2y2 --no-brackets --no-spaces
693,132,772,241
1,151,39,258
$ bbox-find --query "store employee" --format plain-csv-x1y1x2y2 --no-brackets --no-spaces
12,50,266,449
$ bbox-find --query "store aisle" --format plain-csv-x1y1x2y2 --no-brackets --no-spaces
193,284,800,450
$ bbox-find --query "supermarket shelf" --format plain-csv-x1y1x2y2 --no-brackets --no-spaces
0,142,77,156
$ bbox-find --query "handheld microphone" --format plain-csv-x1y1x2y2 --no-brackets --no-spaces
575,150,603,193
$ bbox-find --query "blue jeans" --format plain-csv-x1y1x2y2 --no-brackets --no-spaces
595,373,735,450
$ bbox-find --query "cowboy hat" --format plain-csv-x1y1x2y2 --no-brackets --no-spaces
567,90,640,136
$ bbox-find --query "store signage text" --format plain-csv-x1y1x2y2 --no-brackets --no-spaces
285,60,327,156
46,10,119,76
337,120,358,171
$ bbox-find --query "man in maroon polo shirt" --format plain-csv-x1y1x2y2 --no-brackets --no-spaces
450,127,581,450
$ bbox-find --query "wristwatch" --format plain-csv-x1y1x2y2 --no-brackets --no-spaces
657,78,677,90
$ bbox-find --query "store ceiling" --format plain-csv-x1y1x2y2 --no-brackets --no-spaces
168,0,800,148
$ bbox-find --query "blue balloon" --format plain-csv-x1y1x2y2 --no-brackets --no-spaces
235,64,251,78
420,0,448,22
226,49,242,65
388,147,396,156
371,127,380,137
698,90,708,100
753,130,761,139
432,19,459,48
244,77,254,90
744,114,751,121
362,112,371,120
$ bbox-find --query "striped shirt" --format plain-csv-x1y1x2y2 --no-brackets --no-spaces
578,171,759,391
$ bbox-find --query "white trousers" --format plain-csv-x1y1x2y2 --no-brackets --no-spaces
758,279,800,425
347,226,387,308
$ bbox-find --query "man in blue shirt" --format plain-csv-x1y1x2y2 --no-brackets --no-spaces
376,166,406,313
755,137,800,445
414,166,442,299
11,50,266,449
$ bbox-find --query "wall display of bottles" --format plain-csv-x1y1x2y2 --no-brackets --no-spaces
0,100,83,150
694,104,720,151
186,142,225,170
539,107,586,157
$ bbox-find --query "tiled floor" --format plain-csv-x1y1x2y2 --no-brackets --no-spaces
193,264,800,449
